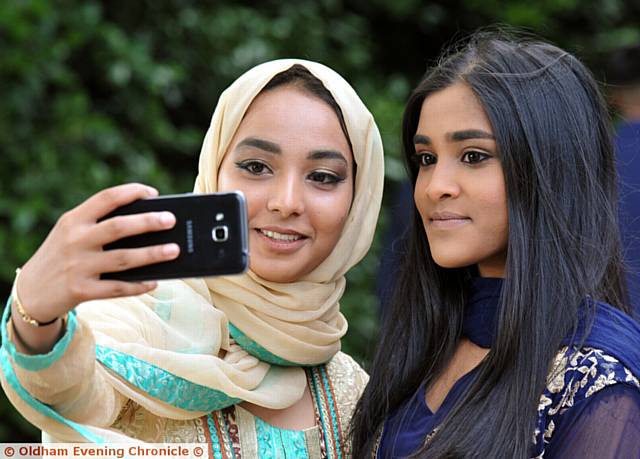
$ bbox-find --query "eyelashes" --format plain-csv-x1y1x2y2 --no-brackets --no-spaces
414,152,437,167
308,171,345,184
236,160,270,175
461,151,492,164
235,160,346,185
413,150,493,168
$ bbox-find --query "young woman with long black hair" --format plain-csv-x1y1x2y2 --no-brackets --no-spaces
351,32,640,458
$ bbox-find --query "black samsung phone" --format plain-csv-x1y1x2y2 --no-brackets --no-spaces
99,192,249,281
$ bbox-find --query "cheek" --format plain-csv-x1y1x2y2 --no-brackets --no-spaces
216,157,235,190
479,182,508,240
217,167,262,222
413,174,429,220
310,187,353,238
237,187,265,222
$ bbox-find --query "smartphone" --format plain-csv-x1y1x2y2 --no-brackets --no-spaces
99,192,249,281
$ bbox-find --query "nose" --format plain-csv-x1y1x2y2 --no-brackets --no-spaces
420,161,461,202
266,173,304,217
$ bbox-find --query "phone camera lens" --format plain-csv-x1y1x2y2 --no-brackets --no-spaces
212,226,229,242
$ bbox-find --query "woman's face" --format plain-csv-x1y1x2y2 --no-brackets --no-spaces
218,85,354,283
413,82,508,277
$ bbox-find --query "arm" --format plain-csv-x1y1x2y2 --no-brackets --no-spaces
0,184,180,438
545,383,640,458
11,183,176,354
3,308,127,427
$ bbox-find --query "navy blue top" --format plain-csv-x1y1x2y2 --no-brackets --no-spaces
378,278,640,458
616,120,640,312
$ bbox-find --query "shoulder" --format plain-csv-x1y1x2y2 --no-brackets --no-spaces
534,346,640,456
538,346,639,437
325,351,369,395
545,346,639,408
547,301,640,403
311,352,368,432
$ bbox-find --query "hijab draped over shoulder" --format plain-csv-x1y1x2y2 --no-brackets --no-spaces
0,59,383,442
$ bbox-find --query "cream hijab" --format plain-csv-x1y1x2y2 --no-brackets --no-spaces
197,59,384,367
1,59,383,442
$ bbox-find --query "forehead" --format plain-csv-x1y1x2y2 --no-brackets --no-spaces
417,83,493,133
241,86,337,131
231,86,352,157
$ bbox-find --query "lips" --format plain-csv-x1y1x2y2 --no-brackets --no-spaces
258,229,304,241
254,226,309,254
430,211,470,221
255,226,309,242
429,211,471,229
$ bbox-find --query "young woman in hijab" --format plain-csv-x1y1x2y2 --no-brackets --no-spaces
0,59,384,457
350,33,640,458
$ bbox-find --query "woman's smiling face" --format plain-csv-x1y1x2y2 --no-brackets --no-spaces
218,85,354,283
413,82,508,277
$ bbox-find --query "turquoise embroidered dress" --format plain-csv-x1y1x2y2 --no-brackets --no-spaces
106,357,363,458
0,298,368,458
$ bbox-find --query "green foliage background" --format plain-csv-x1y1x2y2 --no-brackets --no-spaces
1,0,638,441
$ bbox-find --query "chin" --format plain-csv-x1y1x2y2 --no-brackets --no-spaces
433,261,469,270
431,254,475,270
251,264,305,283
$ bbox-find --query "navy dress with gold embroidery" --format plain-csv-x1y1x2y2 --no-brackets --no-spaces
378,278,640,458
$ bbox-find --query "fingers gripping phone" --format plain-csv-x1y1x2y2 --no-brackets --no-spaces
100,192,249,281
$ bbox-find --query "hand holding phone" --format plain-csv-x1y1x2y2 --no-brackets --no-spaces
12,185,249,352
12,184,179,353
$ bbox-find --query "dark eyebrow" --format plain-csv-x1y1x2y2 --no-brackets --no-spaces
236,137,281,154
448,129,495,141
414,134,431,145
307,150,348,166
413,130,494,145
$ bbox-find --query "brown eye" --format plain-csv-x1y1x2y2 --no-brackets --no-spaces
236,160,271,175
462,151,491,164
416,153,437,167
308,171,343,185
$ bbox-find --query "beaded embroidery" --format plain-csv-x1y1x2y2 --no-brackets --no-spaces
308,365,345,459
531,346,640,458
199,365,345,459
373,346,639,458
95,345,241,412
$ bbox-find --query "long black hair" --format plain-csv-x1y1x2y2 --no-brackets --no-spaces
350,31,629,458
